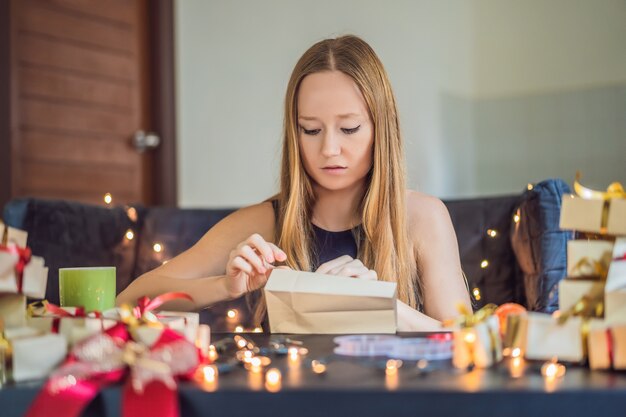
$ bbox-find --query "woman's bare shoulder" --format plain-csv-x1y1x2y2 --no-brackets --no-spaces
405,190,452,244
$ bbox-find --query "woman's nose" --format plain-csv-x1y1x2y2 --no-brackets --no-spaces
321,132,341,157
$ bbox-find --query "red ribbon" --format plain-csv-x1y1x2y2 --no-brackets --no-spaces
0,243,32,292
606,328,615,369
132,292,194,319
26,323,200,417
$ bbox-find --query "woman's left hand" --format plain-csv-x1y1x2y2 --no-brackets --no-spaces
315,255,378,280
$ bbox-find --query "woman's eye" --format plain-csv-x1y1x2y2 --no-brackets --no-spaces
301,127,321,135
341,125,361,135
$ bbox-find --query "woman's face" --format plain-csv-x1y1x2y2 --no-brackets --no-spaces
297,70,373,194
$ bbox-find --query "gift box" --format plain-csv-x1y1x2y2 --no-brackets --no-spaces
3,326,67,382
588,322,626,370
524,313,584,362
558,279,604,315
157,311,199,344
0,224,48,299
0,294,27,328
566,240,614,278
559,175,626,235
605,238,626,325
452,315,502,369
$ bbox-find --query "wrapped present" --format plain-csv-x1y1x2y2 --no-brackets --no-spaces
115,293,199,345
0,294,27,328
605,237,626,325
559,174,626,235
25,322,200,417
2,325,67,382
0,224,48,300
524,313,585,362
447,304,502,369
566,240,614,279
558,280,604,317
588,322,626,370
27,302,117,347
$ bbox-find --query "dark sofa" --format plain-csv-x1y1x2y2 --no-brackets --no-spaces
2,179,572,331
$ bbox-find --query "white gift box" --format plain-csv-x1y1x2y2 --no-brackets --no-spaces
157,311,199,343
605,237,626,326
9,332,67,382
58,317,117,347
566,240,614,278
525,313,584,362
0,251,48,299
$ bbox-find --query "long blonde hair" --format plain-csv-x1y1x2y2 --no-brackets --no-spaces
253,35,420,325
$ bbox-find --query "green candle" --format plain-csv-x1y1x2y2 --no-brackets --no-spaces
59,267,116,312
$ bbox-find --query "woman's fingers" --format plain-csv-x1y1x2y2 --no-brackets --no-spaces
269,242,287,262
238,245,267,274
245,234,275,263
315,255,353,274
227,256,253,276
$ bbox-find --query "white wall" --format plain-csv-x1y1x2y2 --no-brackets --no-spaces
175,0,473,207
175,0,626,207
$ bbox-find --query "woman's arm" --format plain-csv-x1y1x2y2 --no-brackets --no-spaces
116,201,279,311
407,191,472,323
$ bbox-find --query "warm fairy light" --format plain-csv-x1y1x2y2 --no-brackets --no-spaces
153,243,163,253
202,365,217,382
298,347,309,356
126,206,138,222
385,359,402,376
513,213,521,223
207,345,218,362
104,193,112,205
253,327,263,333
162,260,169,265
125,229,134,240
480,260,489,269
417,359,429,370
541,358,566,380
464,332,476,344
509,357,525,379
265,368,281,384
227,309,237,319
511,347,522,358
311,360,327,374
472,287,481,301
236,337,248,348
527,183,534,191
487,229,498,238
250,357,262,367
235,325,244,333
502,347,512,357
243,350,253,363
288,347,299,361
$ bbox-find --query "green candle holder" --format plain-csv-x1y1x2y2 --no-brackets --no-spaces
59,267,116,313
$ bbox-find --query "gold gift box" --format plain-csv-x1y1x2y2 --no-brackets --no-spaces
560,196,626,235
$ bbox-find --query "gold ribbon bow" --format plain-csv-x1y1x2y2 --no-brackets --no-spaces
574,172,625,235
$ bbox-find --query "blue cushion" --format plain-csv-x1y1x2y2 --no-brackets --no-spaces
511,179,573,312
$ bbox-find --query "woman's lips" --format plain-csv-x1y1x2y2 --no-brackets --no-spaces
322,166,347,174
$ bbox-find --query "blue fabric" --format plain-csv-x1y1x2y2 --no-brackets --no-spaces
511,179,573,312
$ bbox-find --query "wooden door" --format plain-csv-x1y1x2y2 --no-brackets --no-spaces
1,0,176,208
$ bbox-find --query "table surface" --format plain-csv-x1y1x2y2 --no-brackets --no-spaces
3,333,626,417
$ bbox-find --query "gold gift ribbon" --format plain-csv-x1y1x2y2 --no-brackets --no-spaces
445,303,500,367
569,254,612,280
574,172,625,234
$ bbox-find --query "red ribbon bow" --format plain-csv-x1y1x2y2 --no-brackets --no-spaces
132,292,194,319
0,242,32,292
26,323,200,417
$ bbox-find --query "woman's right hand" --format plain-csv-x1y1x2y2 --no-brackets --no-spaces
225,233,287,299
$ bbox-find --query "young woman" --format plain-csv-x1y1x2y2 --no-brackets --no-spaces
117,35,471,331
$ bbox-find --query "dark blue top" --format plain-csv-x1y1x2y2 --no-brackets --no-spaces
311,223,359,269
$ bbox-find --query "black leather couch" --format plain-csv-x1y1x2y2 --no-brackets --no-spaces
2,179,572,331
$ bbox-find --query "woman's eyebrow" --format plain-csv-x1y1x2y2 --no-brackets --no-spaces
298,113,360,121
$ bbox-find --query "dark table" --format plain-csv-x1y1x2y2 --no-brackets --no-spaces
3,333,626,417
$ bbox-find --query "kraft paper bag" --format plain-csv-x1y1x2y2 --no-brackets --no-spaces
566,240,614,278
264,269,397,334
